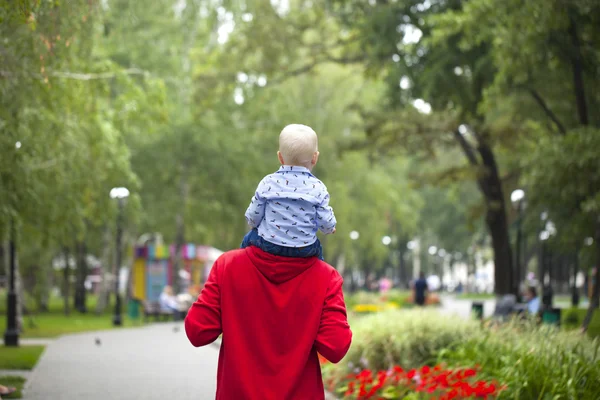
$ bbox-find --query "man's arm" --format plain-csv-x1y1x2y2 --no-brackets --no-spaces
245,179,267,228
316,192,337,234
184,263,222,347
314,274,352,363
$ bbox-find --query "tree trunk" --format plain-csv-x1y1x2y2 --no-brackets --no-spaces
398,248,409,289
13,253,24,331
62,247,71,316
173,164,190,295
478,142,514,296
96,225,111,314
568,14,589,127
362,262,372,291
40,261,52,313
582,217,600,331
73,241,87,313
454,129,514,296
572,251,580,307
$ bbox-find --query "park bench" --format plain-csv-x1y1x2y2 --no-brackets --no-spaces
142,301,176,322
471,295,562,326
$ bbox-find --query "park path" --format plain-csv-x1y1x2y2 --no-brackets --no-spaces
24,321,219,400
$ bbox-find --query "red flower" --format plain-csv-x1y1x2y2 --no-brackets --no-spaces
358,383,367,397
421,365,431,375
407,369,416,379
464,368,477,378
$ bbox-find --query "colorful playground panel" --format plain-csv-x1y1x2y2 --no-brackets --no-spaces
131,244,222,302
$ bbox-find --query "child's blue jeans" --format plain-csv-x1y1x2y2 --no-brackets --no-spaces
240,228,324,261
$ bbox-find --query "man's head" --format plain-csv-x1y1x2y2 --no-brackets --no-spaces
277,124,319,170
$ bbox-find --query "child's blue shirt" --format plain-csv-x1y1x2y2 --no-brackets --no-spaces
245,165,336,247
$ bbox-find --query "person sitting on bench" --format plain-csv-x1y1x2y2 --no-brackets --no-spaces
159,285,180,318
524,286,540,315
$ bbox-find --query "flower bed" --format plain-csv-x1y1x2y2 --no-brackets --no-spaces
322,310,600,399
352,302,400,314
328,364,505,399
346,290,440,316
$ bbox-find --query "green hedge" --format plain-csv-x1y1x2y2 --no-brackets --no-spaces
325,310,600,399
562,307,600,338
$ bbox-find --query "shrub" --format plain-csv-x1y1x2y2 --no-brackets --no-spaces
326,310,480,386
561,308,600,339
438,320,600,399
324,310,600,399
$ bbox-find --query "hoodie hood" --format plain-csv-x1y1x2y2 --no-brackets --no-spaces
245,246,318,284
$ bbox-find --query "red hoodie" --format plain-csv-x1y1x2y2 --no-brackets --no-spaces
185,247,352,400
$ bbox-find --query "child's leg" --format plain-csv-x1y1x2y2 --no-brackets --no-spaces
317,241,324,261
285,239,323,260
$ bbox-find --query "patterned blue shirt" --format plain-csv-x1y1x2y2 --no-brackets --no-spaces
245,165,336,247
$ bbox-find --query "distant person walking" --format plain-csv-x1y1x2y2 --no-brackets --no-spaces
413,272,428,306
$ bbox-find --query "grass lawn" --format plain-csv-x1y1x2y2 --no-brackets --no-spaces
1,291,146,338
0,313,142,338
455,292,495,300
0,345,45,370
0,376,26,399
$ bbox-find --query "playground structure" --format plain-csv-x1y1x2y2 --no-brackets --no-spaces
131,243,224,303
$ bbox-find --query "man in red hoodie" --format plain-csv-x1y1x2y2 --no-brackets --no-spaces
185,246,352,400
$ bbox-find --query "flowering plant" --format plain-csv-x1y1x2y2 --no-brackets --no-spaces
327,364,505,400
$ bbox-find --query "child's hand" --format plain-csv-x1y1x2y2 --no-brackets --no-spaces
332,228,336,234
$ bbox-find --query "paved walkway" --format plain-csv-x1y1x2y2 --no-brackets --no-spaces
24,322,219,400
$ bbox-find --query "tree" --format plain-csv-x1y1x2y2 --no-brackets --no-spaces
444,0,600,328
218,0,516,294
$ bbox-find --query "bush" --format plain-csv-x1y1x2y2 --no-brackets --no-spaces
562,307,585,329
561,307,600,339
327,310,480,383
438,321,600,399
324,310,600,399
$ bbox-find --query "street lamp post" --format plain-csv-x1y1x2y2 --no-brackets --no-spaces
407,239,420,280
3,218,19,346
349,231,359,292
511,189,525,297
539,219,556,310
110,187,129,326
5,141,22,346
382,235,392,282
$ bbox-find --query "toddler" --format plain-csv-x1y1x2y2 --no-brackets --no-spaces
241,124,336,260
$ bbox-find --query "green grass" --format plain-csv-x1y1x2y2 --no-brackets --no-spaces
562,307,600,338
0,313,143,338
0,376,26,399
455,292,496,300
0,290,103,315
1,290,146,338
0,345,45,370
